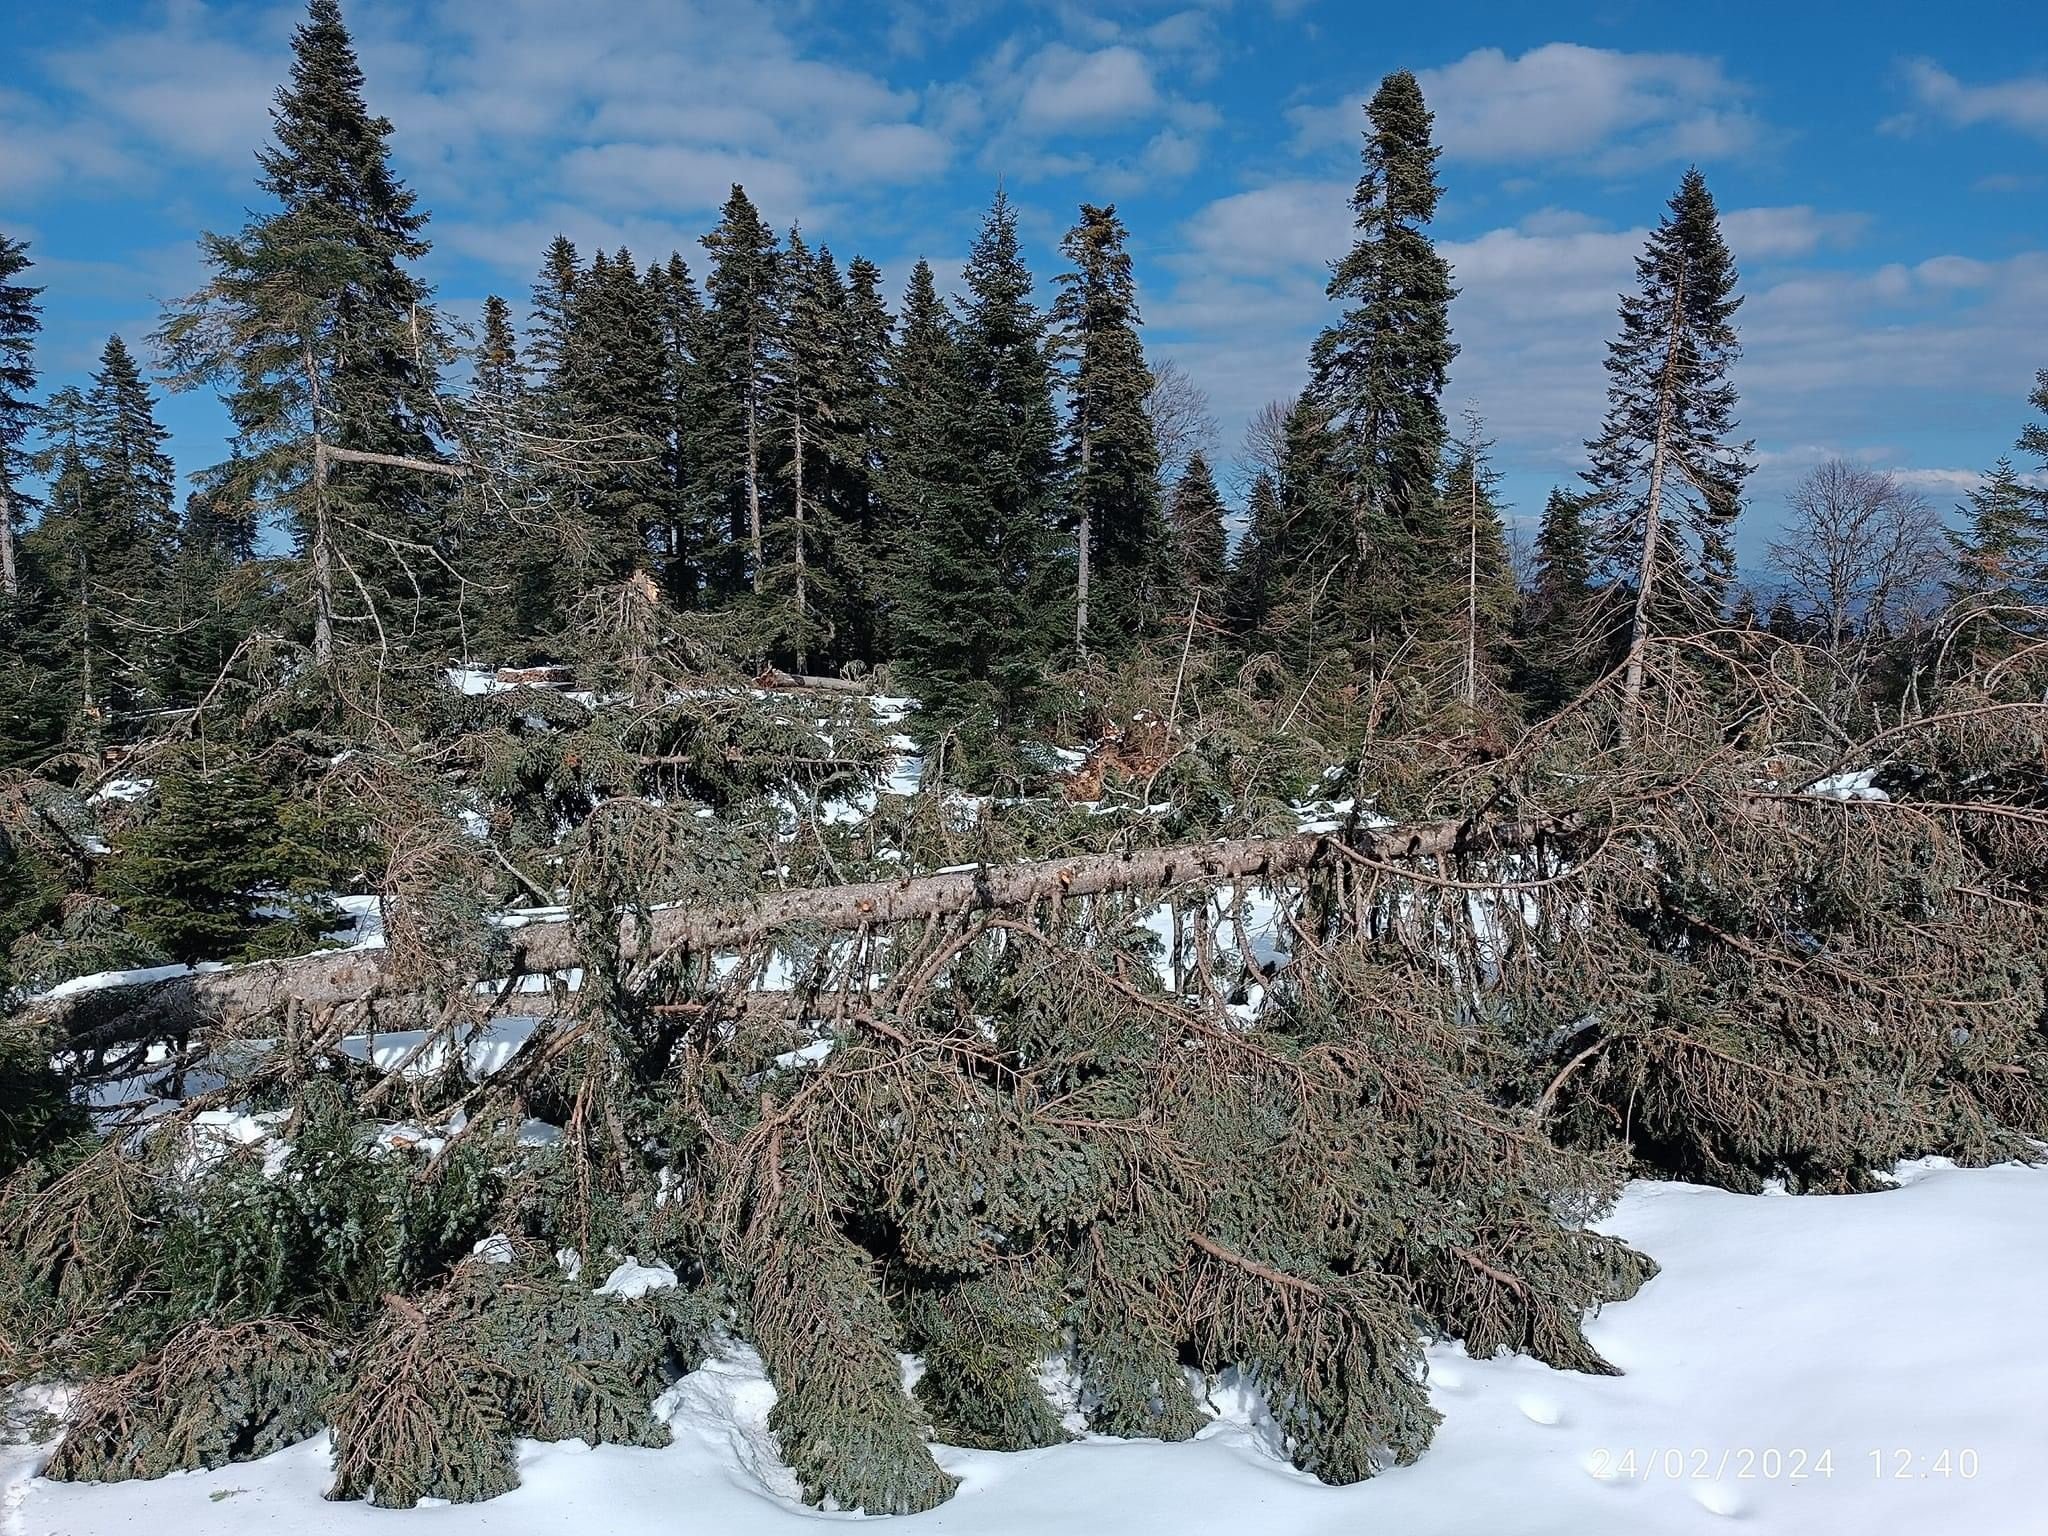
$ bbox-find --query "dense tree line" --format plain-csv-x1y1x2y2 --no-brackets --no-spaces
5,9,2046,779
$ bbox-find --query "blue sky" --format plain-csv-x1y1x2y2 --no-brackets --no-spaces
4,0,2045,563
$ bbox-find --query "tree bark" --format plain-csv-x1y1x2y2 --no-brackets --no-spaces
36,813,1575,1034
1075,423,1091,657
0,480,16,595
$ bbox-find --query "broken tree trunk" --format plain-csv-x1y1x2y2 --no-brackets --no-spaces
35,812,1578,1037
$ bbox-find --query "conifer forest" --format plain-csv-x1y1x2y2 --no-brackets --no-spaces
2,4,2046,1532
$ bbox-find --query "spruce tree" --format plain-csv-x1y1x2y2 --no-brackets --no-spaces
1053,204,1161,656
158,481,272,709
1226,470,1284,640
2022,368,2048,482
1437,419,1516,711
557,248,669,592
763,230,855,671
1306,71,1458,652
527,236,581,383
1944,458,2045,661
895,192,1065,756
1255,397,1353,673
20,363,176,734
158,0,455,664
1518,488,1601,710
82,336,179,570
1583,167,1752,715
463,295,531,659
647,255,712,605
1166,451,1228,601
0,232,40,599
103,750,295,963
700,187,782,598
836,255,894,661
876,260,959,664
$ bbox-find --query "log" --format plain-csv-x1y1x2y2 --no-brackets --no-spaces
34,813,1574,1036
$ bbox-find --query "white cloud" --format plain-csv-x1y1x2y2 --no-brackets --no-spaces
557,144,809,223
1895,59,2048,140
1290,44,1759,169
1018,45,1160,129
1176,180,1351,277
1718,206,1869,260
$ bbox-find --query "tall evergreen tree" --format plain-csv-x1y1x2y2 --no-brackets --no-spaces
462,295,531,657
1944,458,2045,661
700,187,781,598
526,236,581,383
1052,204,1161,655
83,335,179,570
1518,488,1601,711
0,233,40,599
762,230,855,671
836,255,894,661
1258,397,1352,672
895,193,1065,753
1226,470,1284,640
158,0,455,664
1166,451,1228,601
557,248,669,591
1583,167,1751,715
1435,419,1516,711
876,260,959,663
647,255,711,604
1306,71,1458,651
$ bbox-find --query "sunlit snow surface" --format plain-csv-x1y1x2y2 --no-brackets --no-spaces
8,1158,2041,1535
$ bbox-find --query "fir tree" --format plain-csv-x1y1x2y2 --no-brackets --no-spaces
1306,71,1458,651
1053,204,1161,656
876,260,959,662
763,230,855,671
526,236,581,383
1226,470,1284,640
836,255,894,661
895,192,1065,756
1255,397,1353,673
1944,458,2045,661
157,480,272,709
1437,418,1516,711
700,187,782,598
103,751,294,963
646,255,712,604
1166,451,1228,600
1584,167,1752,715
1518,488,1601,710
158,0,455,664
557,248,669,592
20,375,178,732
0,232,41,599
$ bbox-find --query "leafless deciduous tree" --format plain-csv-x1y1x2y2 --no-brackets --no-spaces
1238,397,1294,487
1767,460,1948,725
1146,359,1217,488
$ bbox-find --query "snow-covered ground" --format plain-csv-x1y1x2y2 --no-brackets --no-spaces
6,1158,2040,1536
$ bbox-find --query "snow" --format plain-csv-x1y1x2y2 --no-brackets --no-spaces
88,776,155,804
9,1158,2044,1535
332,1016,541,1079
1804,769,1890,802
40,959,224,1001
598,1259,680,1299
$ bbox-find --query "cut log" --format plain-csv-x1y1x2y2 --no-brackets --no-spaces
33,813,1575,1037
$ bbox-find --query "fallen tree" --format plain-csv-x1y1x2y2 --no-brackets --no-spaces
35,810,1578,1036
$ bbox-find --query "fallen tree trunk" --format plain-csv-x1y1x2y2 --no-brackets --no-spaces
34,812,1577,1037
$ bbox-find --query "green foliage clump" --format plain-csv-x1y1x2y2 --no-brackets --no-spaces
46,1320,335,1481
